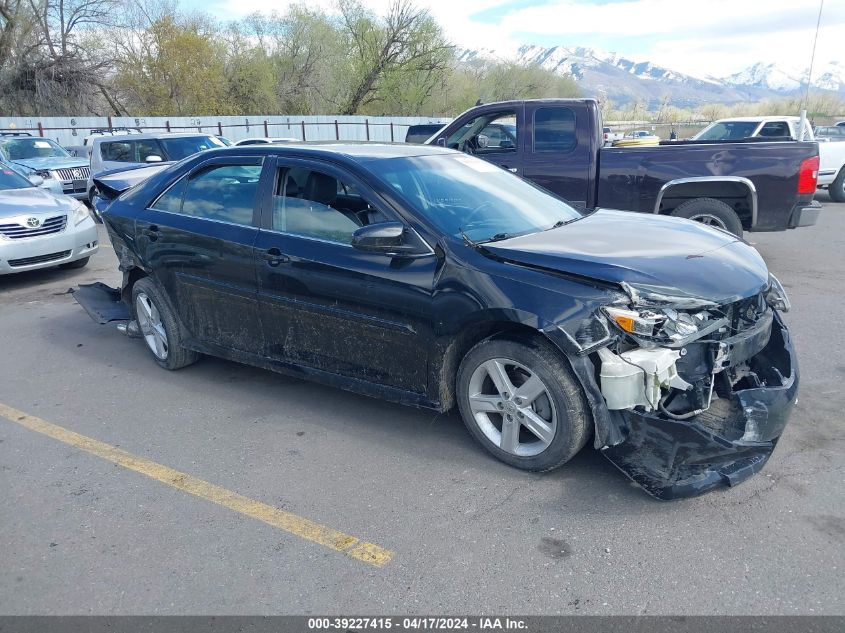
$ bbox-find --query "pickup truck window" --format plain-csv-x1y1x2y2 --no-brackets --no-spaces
759,121,790,137
534,107,576,153
446,111,517,154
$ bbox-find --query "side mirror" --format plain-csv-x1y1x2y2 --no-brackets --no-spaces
352,222,419,256
145,155,163,163
477,134,489,149
436,138,446,147
28,174,44,187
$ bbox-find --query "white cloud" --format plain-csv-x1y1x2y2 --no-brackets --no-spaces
205,0,844,78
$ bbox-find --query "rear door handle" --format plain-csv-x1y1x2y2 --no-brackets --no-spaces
262,247,289,267
141,225,159,241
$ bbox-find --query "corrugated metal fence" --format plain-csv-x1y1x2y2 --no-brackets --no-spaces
0,115,452,148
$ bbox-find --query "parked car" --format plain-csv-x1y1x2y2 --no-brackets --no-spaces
692,116,810,141
428,99,821,235
404,124,446,144
602,126,623,146
0,164,97,274
835,121,845,127
0,136,91,200
624,129,659,140
814,126,845,141
76,143,797,500
234,137,299,146
87,132,226,202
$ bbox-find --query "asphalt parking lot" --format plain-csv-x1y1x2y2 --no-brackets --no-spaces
1,195,843,616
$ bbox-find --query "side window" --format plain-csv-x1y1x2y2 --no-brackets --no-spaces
102,141,134,162
272,167,380,244
137,140,163,162
759,122,789,137
150,177,187,213
446,111,517,154
533,107,576,153
180,164,262,225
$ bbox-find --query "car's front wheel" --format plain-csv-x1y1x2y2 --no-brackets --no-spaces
131,277,199,370
456,337,590,471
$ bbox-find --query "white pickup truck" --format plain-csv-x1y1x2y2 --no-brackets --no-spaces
693,116,845,201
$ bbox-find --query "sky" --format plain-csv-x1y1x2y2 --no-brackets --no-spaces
196,0,845,80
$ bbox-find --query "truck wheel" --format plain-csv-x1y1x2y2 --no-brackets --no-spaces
671,198,744,237
456,336,590,472
131,277,199,371
830,169,845,203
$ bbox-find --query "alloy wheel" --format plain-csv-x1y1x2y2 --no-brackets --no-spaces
135,292,169,360
688,213,729,229
467,358,557,457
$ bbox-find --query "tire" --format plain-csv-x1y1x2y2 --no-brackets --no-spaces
671,197,744,237
830,169,845,203
59,256,89,270
456,336,590,472
131,277,199,371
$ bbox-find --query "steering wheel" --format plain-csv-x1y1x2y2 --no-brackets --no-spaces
461,201,495,227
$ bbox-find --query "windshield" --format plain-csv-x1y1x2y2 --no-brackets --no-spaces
158,135,225,161
694,121,760,141
371,154,582,242
0,165,34,190
0,138,70,160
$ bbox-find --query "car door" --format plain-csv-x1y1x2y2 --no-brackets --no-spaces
520,104,594,207
136,155,271,355
253,157,437,394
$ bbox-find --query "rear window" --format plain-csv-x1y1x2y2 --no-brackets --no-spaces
533,107,576,153
158,136,226,161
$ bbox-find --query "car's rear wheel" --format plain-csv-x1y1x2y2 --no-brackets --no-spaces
671,197,744,237
456,337,590,472
830,168,845,202
131,277,199,370
59,256,89,270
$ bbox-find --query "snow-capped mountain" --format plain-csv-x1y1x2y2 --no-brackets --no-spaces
456,45,844,108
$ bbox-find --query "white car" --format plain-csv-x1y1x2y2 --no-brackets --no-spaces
234,137,299,145
695,116,845,201
87,132,226,202
0,166,98,274
692,116,811,141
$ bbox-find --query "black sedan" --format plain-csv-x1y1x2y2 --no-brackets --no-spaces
78,143,798,499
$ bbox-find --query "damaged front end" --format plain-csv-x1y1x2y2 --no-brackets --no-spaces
561,276,798,500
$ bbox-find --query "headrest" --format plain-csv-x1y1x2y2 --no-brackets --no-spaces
304,172,337,205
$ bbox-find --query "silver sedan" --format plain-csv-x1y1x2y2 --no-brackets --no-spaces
0,166,98,275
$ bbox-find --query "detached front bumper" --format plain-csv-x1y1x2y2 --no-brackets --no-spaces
599,312,798,500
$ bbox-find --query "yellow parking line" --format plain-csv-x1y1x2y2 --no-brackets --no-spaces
0,402,393,567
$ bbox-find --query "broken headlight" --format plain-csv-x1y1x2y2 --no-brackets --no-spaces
765,273,790,313
603,305,718,344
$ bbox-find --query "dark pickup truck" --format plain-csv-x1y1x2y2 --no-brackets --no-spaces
427,99,821,235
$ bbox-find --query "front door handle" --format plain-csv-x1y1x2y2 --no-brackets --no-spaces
262,247,289,267
141,225,159,241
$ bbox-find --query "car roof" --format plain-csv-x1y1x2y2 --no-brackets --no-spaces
93,132,216,143
209,142,457,161
713,116,801,123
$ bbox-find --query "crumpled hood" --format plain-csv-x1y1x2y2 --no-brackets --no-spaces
10,157,88,172
0,187,78,219
483,209,769,305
